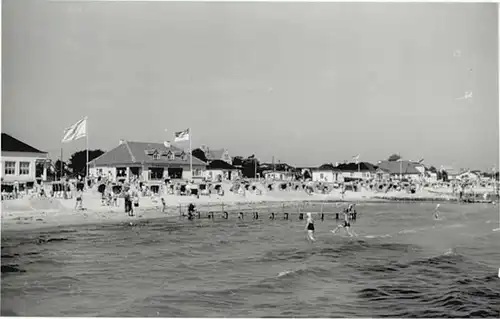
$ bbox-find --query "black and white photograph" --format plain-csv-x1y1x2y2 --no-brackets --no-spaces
1,0,499,317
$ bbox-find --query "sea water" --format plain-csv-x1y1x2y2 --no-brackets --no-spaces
2,202,499,317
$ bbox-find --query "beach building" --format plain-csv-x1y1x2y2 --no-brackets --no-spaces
374,167,391,182
201,146,232,165
456,170,480,182
205,159,241,182
1,133,49,187
377,160,424,181
424,169,438,183
443,168,460,181
88,140,207,182
312,164,343,183
264,171,295,181
335,162,379,182
261,162,297,181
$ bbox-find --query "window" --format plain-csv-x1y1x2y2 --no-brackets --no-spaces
4,161,15,175
153,153,160,160
320,173,324,179
20,162,30,175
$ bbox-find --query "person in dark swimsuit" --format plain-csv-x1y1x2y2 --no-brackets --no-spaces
331,211,356,237
304,212,316,242
187,203,196,220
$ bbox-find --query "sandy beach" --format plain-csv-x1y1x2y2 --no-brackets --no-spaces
1,182,465,232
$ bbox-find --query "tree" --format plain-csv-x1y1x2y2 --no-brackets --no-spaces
53,160,70,180
303,170,312,180
441,170,449,182
388,154,402,162
191,148,207,162
436,170,442,181
429,166,437,173
232,156,244,166
242,156,259,178
68,149,105,177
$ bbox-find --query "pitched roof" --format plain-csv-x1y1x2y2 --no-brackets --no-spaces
335,162,378,172
207,160,236,170
1,133,46,153
261,162,295,171
315,164,340,171
377,160,421,175
89,141,207,167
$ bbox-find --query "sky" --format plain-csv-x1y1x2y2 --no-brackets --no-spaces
2,1,499,171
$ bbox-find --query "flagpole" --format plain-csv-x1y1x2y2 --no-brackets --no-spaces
86,118,89,183
189,128,193,180
60,147,63,181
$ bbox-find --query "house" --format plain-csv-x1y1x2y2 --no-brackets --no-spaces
456,170,480,182
442,167,460,181
201,146,232,165
312,164,343,183
1,133,49,187
377,160,424,181
335,162,379,182
424,168,438,183
264,171,296,181
205,160,241,182
88,140,207,182
262,162,297,181
374,167,391,182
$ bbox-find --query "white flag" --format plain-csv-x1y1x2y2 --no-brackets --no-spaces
62,117,87,143
352,154,360,163
164,141,171,148
174,128,190,142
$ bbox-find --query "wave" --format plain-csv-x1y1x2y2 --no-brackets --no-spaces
1,264,26,274
355,250,500,318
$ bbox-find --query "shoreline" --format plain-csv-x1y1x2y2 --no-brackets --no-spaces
1,188,469,233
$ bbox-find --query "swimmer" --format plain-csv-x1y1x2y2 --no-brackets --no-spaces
331,211,357,237
304,212,316,242
434,204,440,220
187,203,196,220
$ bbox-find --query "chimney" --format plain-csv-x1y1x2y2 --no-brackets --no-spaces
119,139,125,145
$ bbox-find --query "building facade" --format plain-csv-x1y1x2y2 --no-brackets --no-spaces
264,171,296,181
1,133,48,186
312,164,343,183
88,140,207,183
377,160,424,181
335,162,379,182
205,160,241,182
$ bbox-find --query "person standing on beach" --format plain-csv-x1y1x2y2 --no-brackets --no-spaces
75,190,83,210
161,197,166,213
305,212,316,242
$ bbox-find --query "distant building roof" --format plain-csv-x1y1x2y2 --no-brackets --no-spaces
207,160,236,170
1,133,46,154
315,164,340,171
89,141,206,167
335,162,378,172
205,149,226,161
377,160,421,175
261,162,295,172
